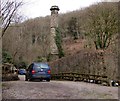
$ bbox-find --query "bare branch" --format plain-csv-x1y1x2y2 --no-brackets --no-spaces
1,0,23,37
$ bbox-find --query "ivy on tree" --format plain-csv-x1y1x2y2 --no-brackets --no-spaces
84,2,118,50
55,27,64,58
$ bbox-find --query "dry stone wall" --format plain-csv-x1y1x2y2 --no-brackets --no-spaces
49,50,118,80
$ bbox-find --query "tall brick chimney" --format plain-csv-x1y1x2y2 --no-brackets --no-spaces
49,5,60,60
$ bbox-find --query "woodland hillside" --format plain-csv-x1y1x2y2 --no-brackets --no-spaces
2,2,118,72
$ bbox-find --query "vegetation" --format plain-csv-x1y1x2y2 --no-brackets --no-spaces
55,28,64,58
35,56,47,62
67,17,79,40
83,2,118,50
2,2,119,82
14,61,27,69
2,50,12,63
2,2,118,65
1,0,23,37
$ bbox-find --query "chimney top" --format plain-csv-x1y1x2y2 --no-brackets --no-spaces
50,5,60,11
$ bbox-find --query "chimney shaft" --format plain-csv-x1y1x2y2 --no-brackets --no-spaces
49,6,59,57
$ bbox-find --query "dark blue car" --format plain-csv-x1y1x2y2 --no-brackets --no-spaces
19,69,26,75
25,62,51,81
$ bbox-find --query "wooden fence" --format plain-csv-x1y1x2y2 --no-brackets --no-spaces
51,72,119,86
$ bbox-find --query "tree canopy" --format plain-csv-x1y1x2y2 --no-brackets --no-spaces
83,2,118,50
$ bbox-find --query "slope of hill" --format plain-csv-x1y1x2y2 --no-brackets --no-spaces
2,2,118,65
63,38,86,55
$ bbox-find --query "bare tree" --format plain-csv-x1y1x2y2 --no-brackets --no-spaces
1,0,23,37
83,2,118,50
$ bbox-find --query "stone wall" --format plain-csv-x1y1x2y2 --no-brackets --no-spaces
49,50,118,80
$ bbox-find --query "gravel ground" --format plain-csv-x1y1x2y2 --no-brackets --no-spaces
2,75,118,99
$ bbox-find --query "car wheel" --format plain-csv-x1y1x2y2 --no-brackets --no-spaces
39,79,42,81
25,78,28,81
25,76,28,81
29,78,33,81
46,78,50,82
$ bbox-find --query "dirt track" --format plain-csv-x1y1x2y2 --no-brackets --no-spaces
2,75,118,99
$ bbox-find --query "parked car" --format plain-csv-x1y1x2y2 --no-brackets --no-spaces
19,69,26,75
25,62,51,81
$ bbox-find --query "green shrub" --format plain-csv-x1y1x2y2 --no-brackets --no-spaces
35,56,47,62
14,61,28,69
2,50,12,63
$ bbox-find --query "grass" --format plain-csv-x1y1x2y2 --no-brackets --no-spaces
2,83,10,90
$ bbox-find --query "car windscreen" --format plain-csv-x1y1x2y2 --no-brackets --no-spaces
34,63,49,71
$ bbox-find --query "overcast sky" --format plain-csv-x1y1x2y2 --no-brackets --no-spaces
19,0,116,19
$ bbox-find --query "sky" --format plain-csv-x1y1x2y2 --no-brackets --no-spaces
19,0,116,19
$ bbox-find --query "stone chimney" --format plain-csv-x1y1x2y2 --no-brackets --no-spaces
49,5,59,60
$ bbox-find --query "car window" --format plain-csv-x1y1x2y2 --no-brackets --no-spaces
19,69,26,73
34,63,49,70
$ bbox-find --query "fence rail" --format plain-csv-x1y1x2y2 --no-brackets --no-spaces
51,72,119,86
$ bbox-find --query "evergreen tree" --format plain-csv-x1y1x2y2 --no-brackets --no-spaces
67,17,79,40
